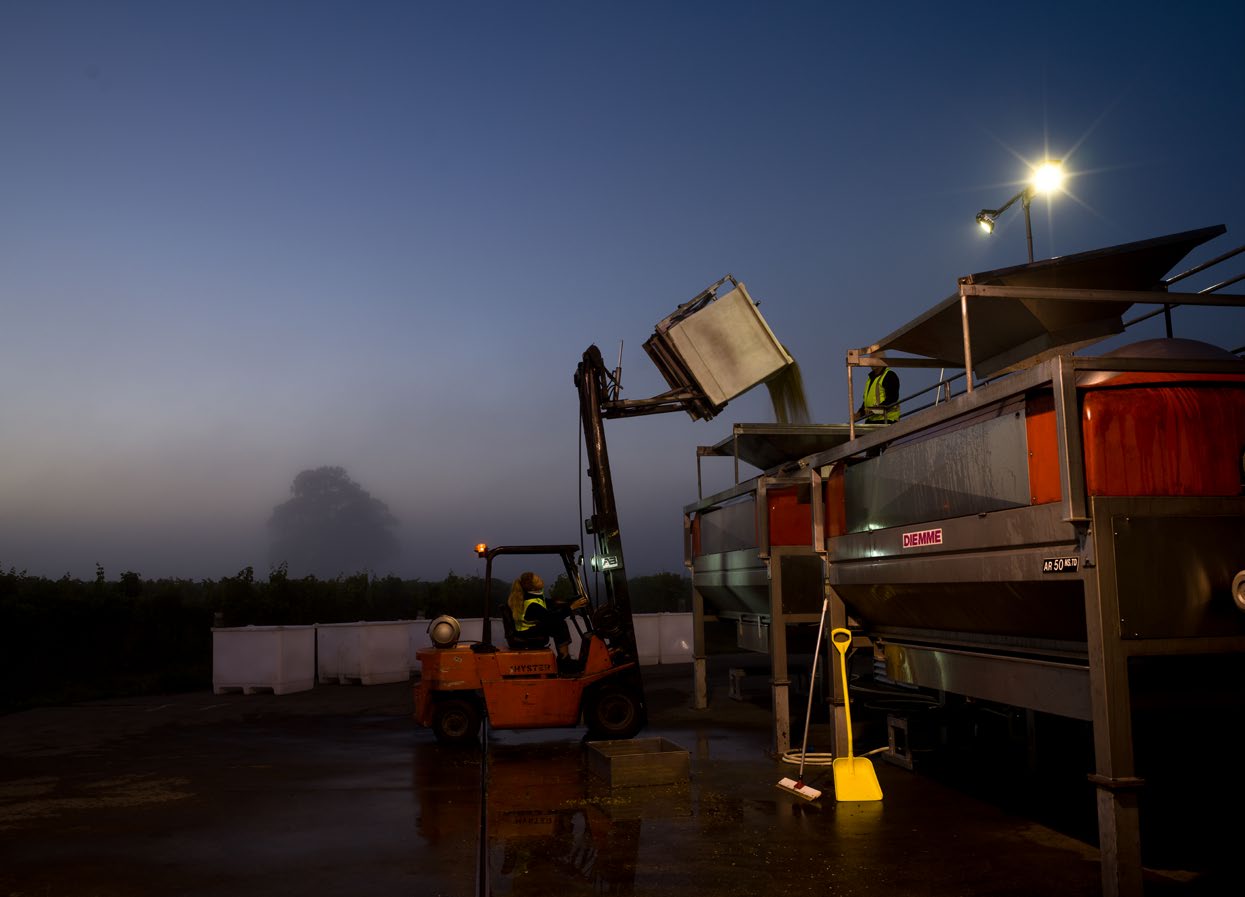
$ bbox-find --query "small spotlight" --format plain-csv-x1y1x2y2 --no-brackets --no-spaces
1031,160,1064,194
474,542,488,557
591,554,621,571
976,211,996,234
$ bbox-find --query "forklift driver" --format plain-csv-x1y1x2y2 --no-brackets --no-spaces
507,572,589,673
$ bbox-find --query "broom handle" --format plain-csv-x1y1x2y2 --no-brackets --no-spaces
797,596,829,780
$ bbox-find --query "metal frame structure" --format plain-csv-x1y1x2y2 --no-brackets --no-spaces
684,472,840,757
844,224,1245,438
683,225,1245,897
805,350,1245,897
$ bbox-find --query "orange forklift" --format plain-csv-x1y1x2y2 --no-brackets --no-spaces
413,276,797,743
413,542,647,744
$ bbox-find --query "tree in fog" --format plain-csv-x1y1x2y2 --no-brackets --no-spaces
268,466,400,578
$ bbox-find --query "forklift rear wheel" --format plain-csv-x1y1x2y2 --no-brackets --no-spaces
432,698,480,745
585,685,643,740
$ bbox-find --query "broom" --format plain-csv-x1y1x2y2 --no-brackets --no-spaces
777,595,829,801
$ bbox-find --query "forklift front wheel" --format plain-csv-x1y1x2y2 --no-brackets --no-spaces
431,698,481,745
585,685,644,740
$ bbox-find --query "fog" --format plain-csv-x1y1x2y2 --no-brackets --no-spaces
3,3,1243,582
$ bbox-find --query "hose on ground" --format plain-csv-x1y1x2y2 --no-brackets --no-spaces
781,750,834,766
781,744,888,765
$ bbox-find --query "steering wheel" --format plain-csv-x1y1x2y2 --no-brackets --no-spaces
589,604,624,640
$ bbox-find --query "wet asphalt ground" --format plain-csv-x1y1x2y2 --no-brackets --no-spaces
0,657,1234,896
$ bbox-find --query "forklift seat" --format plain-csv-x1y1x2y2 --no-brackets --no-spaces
498,603,550,651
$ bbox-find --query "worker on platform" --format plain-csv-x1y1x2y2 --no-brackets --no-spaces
508,572,588,673
856,365,901,424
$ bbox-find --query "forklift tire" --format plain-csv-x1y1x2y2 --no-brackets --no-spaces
431,698,481,745
584,685,644,740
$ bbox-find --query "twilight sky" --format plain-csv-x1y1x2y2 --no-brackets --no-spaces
2,1,1243,582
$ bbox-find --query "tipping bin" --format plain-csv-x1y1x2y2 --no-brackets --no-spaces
644,279,793,421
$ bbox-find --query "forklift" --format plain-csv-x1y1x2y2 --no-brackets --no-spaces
413,542,647,743
413,276,796,743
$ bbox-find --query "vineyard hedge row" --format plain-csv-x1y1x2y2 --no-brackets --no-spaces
0,565,691,713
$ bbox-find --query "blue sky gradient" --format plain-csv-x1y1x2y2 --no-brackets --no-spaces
2,1,1243,580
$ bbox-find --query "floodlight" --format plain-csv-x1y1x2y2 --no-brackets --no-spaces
1031,160,1064,194
974,159,1065,262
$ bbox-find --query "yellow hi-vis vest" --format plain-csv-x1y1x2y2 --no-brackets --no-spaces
864,368,900,423
515,593,546,631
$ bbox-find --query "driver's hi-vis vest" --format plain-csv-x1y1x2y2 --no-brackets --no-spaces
515,593,547,631
864,368,900,423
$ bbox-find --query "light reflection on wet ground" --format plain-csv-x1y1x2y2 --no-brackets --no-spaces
474,719,1088,897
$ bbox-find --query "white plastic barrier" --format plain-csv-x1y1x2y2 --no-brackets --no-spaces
317,621,411,685
632,615,662,666
406,611,695,673
406,619,434,671
657,613,694,664
566,619,585,658
456,617,505,645
212,625,315,695
511,613,691,666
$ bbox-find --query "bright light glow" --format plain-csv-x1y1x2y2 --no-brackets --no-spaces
1031,160,1064,194
474,542,488,556
977,213,995,234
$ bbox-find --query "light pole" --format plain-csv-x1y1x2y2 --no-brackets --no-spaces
976,161,1064,263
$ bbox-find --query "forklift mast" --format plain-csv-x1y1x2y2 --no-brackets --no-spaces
573,276,794,664
574,345,640,663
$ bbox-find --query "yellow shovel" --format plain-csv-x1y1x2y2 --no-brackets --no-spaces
831,628,882,802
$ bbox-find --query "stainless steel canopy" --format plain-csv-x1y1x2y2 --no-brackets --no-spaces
854,224,1226,376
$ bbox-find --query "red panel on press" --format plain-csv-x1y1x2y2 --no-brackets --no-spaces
824,465,847,537
1088,372,1245,388
1025,392,1062,505
768,486,811,546
1082,383,1245,497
